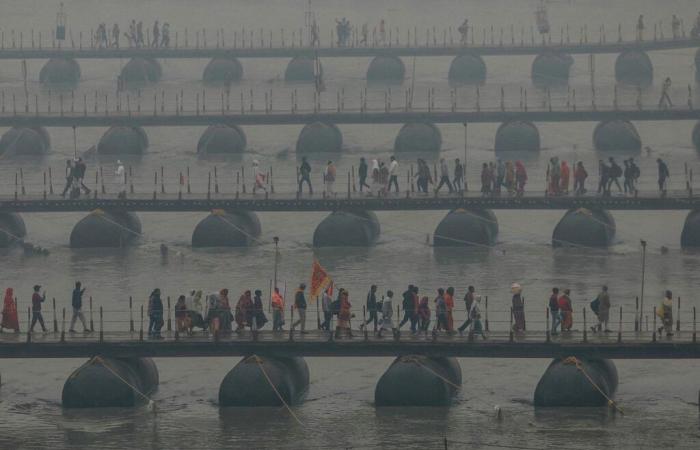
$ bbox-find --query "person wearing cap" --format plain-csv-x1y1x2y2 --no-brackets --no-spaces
30,285,47,333
292,283,308,334
511,283,525,333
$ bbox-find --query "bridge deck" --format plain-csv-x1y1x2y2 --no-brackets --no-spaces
1,190,698,212
1,107,699,128
0,37,695,59
0,329,696,358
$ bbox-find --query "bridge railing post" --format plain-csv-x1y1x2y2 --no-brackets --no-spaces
363,305,368,341
484,296,489,331
52,297,58,332
652,306,657,342
288,305,294,341
677,296,681,331
60,308,66,343
89,296,94,331
583,308,588,343
693,307,696,343
140,305,144,341
20,168,25,195
99,306,104,343
214,166,219,194
26,307,31,342
617,306,622,343
634,296,639,331
545,308,550,343
129,296,134,332
167,296,172,332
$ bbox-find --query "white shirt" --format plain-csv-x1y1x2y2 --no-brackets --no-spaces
389,160,398,176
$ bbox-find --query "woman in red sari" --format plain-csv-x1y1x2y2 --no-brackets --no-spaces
1,288,19,332
334,289,353,339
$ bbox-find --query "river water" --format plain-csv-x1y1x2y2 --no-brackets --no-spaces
2,0,700,448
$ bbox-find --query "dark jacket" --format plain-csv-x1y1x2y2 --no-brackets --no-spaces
149,293,163,316
300,162,311,177
359,161,368,178
294,290,307,309
72,288,85,309
402,290,415,312
32,292,45,311
548,294,559,312
366,290,377,312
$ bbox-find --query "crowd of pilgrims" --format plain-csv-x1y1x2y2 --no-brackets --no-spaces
0,283,677,341
93,19,171,48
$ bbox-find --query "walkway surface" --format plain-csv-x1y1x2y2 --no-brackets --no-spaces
0,329,696,358
0,36,695,59
1,190,699,212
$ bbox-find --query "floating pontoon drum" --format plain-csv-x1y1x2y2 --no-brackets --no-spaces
393,123,442,153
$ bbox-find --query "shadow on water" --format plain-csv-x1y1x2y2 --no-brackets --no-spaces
312,246,375,270
492,150,541,164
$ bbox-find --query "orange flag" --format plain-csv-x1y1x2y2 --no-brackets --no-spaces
310,259,332,299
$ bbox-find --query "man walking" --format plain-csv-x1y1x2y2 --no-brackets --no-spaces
387,156,399,193
592,285,611,333
60,159,75,197
321,287,332,331
358,157,370,192
292,283,308,334
453,158,464,191
399,284,417,333
361,285,378,331
435,158,454,193
658,77,673,109
271,287,285,331
30,285,47,333
298,157,313,195
74,158,91,195
549,287,561,335
69,281,89,332
657,158,670,195
458,285,476,336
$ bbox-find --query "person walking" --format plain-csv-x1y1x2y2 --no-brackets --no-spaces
657,158,670,195
74,158,91,195
152,20,160,47
574,161,588,195
607,157,623,193
469,296,487,340
358,157,370,192
291,283,308,334
334,289,353,338
658,77,673,109
60,159,75,197
252,290,268,330
387,156,399,193
136,21,144,47
252,160,267,194
636,14,645,41
147,288,164,338
549,287,561,335
399,284,417,333
458,286,476,336
321,286,333,331
548,157,561,195
112,23,120,48
29,285,48,333
271,287,285,331
324,161,336,195
69,281,89,333
361,285,378,332
558,289,573,332
657,290,674,337
515,161,527,196
1,288,19,333
672,14,681,39
435,158,454,193
480,163,493,196
378,290,395,338
511,283,525,333
560,161,570,195
593,285,611,333
417,296,431,333
598,159,610,196
234,290,252,332
415,158,432,193
445,287,456,333
298,157,313,194
453,158,464,191
434,288,449,332
495,159,506,194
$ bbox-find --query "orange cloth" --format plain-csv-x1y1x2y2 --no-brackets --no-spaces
445,293,454,330
1,288,18,331
272,292,284,310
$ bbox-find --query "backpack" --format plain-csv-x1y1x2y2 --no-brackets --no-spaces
590,297,600,314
